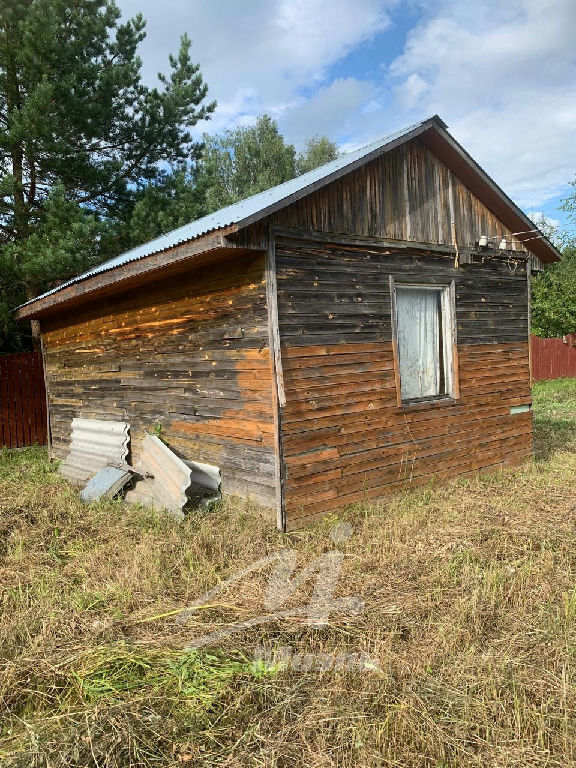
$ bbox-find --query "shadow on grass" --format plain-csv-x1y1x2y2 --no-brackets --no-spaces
533,416,576,461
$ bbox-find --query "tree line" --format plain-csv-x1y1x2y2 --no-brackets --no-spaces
0,0,574,352
530,206,576,338
0,0,338,351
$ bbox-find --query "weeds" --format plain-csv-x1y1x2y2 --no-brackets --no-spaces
0,380,575,766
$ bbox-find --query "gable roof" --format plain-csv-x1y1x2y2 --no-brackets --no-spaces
16,114,561,319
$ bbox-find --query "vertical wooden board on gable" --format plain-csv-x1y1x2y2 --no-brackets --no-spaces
270,137,526,253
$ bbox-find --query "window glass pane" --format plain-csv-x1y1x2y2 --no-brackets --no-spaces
396,287,444,401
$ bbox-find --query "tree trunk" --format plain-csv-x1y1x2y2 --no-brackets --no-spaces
30,319,41,349
24,285,41,349
5,26,38,348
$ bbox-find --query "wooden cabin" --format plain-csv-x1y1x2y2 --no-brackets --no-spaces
16,115,561,530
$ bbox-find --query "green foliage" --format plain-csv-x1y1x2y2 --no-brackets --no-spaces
296,135,339,175
0,184,112,348
150,421,166,442
561,178,576,224
198,114,339,212
529,208,576,337
0,0,339,350
199,115,297,211
0,0,215,350
532,377,576,459
2,184,109,287
74,645,251,707
531,243,576,337
128,166,210,245
127,116,340,243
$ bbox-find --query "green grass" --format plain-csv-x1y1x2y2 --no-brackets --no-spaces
533,377,576,419
0,379,575,767
533,377,576,458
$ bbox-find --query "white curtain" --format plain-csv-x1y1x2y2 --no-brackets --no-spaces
396,288,440,400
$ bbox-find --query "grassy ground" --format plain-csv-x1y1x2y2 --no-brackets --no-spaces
1,380,576,767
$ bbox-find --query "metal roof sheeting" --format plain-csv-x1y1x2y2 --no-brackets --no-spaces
18,117,437,309
59,418,130,484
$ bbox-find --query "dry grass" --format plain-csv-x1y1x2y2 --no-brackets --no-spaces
1,379,576,767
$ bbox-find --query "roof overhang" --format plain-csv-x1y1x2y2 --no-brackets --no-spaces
15,229,249,320
16,114,560,321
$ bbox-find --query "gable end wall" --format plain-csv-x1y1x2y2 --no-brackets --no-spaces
275,237,531,528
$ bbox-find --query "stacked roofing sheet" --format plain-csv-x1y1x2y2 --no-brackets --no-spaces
124,433,194,520
60,419,221,517
59,418,130,484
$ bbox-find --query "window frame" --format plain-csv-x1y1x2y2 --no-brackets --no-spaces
389,276,460,408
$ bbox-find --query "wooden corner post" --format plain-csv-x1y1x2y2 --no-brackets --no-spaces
39,322,52,461
265,230,286,531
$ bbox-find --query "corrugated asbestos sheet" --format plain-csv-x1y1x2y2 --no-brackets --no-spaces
17,118,435,309
59,419,221,517
80,466,133,502
185,459,222,507
59,418,130,484
124,434,194,520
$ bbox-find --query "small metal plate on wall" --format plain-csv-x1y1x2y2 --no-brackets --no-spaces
510,404,532,414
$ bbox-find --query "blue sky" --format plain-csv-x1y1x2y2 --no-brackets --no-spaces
117,0,576,234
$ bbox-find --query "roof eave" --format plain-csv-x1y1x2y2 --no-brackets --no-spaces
15,227,242,321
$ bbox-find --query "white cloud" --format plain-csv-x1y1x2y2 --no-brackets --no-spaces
395,73,427,109
115,0,576,210
527,212,560,229
117,0,395,140
386,0,576,207
280,78,377,146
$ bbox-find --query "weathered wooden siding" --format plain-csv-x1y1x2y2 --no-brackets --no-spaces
42,253,277,507
262,139,524,251
276,237,532,529
37,132,537,528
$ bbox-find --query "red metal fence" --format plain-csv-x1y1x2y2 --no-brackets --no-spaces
0,351,47,448
3,339,574,447
531,334,576,381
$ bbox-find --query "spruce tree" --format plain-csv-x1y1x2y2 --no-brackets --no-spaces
0,0,215,348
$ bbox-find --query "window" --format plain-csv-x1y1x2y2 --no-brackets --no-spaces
391,280,457,404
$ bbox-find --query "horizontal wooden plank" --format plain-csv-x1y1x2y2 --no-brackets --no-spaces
43,252,277,509
284,417,532,485
276,220,531,528
283,407,532,463
284,450,531,530
285,439,533,519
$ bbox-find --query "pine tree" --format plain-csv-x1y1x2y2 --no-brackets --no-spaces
0,0,215,349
